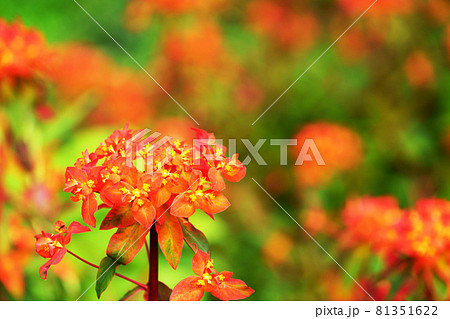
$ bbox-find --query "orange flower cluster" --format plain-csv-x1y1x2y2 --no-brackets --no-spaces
337,0,415,18
46,44,154,125
163,21,226,69
170,247,254,301
35,220,90,279
59,126,246,269
246,1,318,51
124,0,228,32
0,19,49,82
0,216,35,298
293,122,363,187
404,51,435,88
341,196,403,254
341,197,450,284
64,126,245,228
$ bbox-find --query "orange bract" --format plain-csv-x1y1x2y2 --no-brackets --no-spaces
34,220,90,279
170,248,254,301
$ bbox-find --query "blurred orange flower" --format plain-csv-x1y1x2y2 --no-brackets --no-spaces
401,199,450,275
337,0,414,18
0,19,50,82
247,1,318,51
46,43,154,125
341,196,403,255
262,231,293,268
293,122,363,187
0,216,35,298
163,20,226,69
304,208,338,237
124,0,228,32
404,51,435,88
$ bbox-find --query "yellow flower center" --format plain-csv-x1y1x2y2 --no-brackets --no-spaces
111,166,119,174
206,259,214,269
202,273,212,284
132,189,141,198
197,279,206,286
87,179,95,188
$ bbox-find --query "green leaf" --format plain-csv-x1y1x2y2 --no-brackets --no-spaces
96,257,119,299
119,286,143,301
178,218,210,253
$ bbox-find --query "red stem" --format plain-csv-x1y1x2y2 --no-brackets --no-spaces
66,249,147,290
148,225,158,301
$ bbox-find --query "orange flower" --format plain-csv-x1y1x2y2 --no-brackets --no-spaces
46,43,154,125
170,248,254,301
0,19,49,81
401,199,450,274
337,0,414,18
341,196,403,255
293,122,363,187
35,220,90,279
163,20,226,68
246,1,318,51
340,197,450,289
123,0,229,32
0,215,34,298
404,51,435,88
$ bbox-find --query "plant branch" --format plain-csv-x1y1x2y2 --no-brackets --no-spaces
145,239,150,258
66,249,147,290
148,225,159,301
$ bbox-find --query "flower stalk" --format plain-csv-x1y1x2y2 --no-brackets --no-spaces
148,225,159,301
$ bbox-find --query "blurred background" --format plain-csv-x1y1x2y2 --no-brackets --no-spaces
1,0,450,300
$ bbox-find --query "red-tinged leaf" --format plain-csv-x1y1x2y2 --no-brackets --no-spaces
96,256,119,299
100,205,135,230
170,194,196,217
132,202,156,229
170,276,204,301
81,193,98,227
211,278,254,301
179,218,210,253
156,214,183,269
208,167,226,191
107,223,148,265
155,206,167,224
39,247,67,280
119,286,143,301
192,248,210,276
200,192,230,215
158,282,172,301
